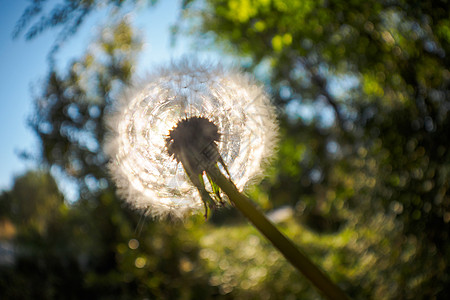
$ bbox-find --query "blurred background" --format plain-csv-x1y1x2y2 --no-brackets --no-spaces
0,0,449,299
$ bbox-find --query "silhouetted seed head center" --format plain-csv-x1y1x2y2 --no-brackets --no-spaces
166,117,220,173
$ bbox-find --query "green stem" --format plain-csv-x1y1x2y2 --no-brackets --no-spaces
207,165,350,300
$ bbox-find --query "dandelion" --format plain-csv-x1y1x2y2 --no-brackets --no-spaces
105,59,278,219
105,59,349,300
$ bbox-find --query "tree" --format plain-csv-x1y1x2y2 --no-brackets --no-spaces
0,170,64,235
31,19,139,198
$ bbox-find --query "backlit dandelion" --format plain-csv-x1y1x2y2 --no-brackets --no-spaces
105,59,278,219
104,59,349,300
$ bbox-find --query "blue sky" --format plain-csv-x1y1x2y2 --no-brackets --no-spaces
0,0,201,192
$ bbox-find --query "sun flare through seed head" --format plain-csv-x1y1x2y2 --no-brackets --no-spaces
104,59,278,219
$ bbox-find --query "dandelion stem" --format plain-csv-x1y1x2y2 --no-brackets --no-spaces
207,164,350,300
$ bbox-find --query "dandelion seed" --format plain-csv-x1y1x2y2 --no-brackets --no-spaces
105,59,278,219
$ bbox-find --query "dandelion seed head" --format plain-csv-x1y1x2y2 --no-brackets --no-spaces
105,59,278,219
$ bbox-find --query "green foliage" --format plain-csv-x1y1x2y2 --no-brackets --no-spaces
0,170,64,235
0,171,216,299
31,19,140,198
